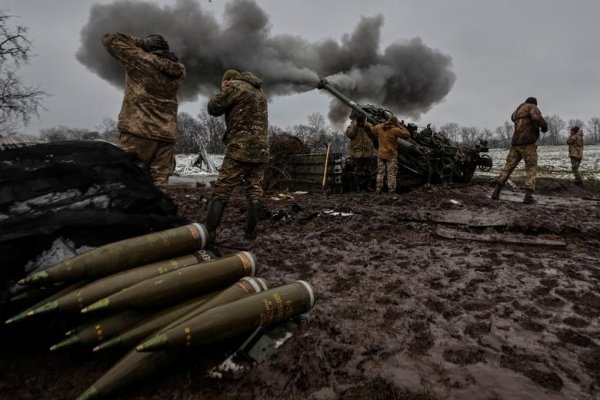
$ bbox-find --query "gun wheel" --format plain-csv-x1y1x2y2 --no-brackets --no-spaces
477,154,493,172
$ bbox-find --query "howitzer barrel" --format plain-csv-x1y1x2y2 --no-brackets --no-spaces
20,223,209,285
317,78,376,124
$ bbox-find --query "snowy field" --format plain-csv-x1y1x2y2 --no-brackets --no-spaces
476,144,600,181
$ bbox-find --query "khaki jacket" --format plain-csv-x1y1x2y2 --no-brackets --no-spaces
102,33,186,143
511,103,548,146
567,132,584,159
374,122,411,160
345,121,374,158
207,72,269,163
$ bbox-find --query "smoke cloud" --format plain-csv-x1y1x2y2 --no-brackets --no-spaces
77,0,456,123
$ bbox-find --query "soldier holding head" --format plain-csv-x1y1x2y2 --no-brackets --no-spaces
373,116,410,194
345,114,375,191
102,32,186,191
567,126,584,186
205,70,269,245
491,97,548,204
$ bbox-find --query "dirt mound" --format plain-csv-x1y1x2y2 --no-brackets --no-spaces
1,179,599,399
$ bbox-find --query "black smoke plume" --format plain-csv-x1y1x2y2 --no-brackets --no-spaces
77,0,456,123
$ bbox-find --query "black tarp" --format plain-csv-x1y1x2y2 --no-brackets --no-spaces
0,140,188,296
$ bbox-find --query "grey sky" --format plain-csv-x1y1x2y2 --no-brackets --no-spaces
5,0,600,135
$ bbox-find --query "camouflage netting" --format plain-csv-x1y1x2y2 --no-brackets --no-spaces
0,140,188,299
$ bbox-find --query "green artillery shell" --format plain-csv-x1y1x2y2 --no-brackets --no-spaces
137,281,315,352
81,252,256,314
94,277,268,352
49,310,150,351
5,281,87,324
19,223,209,285
27,250,215,317
75,346,182,400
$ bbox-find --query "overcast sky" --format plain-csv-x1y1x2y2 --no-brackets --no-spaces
5,0,600,135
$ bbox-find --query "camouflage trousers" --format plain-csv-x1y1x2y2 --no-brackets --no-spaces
377,157,398,192
570,156,582,182
118,132,175,191
496,144,537,190
212,156,267,201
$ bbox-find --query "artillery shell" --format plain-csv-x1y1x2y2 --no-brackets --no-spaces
81,252,256,314
19,223,208,285
137,281,315,352
26,250,215,317
94,277,268,352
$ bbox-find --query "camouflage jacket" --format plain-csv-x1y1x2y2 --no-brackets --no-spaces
345,121,374,158
207,72,269,163
374,122,410,160
102,33,186,143
511,103,548,146
567,131,584,159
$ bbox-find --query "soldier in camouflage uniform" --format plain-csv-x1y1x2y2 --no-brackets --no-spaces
205,70,269,244
102,32,186,191
345,114,375,191
567,126,584,186
491,97,548,204
373,116,410,193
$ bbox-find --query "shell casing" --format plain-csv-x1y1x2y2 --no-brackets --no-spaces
82,252,257,314
21,223,209,285
137,281,315,352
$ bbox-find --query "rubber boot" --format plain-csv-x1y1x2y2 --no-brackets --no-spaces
205,199,226,246
491,182,503,200
244,200,261,240
523,189,536,204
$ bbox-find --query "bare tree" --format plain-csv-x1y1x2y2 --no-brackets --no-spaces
543,114,565,145
494,121,513,148
0,10,46,132
95,118,118,143
587,117,600,144
197,110,226,154
458,126,480,145
440,122,459,143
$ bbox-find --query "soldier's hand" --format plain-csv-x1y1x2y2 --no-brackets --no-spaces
142,35,168,52
541,126,548,133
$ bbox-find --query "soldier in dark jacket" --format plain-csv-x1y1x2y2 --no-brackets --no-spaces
491,97,548,203
345,114,375,191
205,70,269,244
567,126,584,185
102,33,186,191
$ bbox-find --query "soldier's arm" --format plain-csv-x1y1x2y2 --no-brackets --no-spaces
365,123,376,138
345,123,357,139
207,84,238,117
394,126,411,139
101,33,152,77
567,135,574,145
529,106,548,132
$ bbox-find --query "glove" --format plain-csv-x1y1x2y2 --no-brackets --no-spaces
541,126,548,133
142,35,168,52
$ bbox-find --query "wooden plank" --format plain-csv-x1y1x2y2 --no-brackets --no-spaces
435,226,567,248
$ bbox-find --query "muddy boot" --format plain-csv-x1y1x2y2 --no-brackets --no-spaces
523,189,536,204
491,182,503,200
205,199,226,246
244,200,261,240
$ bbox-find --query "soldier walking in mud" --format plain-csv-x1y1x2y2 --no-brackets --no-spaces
102,33,186,191
567,126,584,186
491,97,548,204
373,116,410,194
345,114,375,191
205,70,269,245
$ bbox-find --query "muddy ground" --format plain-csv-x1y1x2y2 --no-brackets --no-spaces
1,177,600,400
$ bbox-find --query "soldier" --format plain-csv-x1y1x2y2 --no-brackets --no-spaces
345,114,375,191
205,70,269,245
491,97,548,204
373,116,410,193
102,33,186,191
567,126,584,186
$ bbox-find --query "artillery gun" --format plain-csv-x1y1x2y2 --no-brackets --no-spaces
317,78,492,188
